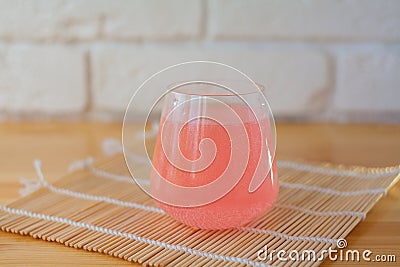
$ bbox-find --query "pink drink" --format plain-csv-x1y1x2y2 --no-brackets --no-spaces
151,105,278,229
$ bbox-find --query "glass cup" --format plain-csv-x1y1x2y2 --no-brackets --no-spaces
150,81,278,229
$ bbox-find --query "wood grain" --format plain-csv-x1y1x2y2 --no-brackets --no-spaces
0,122,399,266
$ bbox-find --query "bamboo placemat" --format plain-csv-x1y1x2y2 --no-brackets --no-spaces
1,154,399,266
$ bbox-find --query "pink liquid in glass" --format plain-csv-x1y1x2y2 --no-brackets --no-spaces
151,106,278,229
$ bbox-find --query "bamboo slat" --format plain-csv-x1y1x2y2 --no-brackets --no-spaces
1,154,399,267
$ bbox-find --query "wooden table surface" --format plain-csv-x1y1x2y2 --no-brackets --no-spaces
0,122,399,266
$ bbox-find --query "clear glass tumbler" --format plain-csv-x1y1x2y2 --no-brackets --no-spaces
150,81,278,229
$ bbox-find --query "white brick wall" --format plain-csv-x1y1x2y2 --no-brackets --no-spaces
209,0,400,41
0,0,100,41
103,0,202,40
0,0,201,41
0,0,399,122
0,44,86,114
334,48,400,112
92,45,330,116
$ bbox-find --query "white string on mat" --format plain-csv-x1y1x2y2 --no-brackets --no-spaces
6,138,395,266
134,120,159,139
274,204,366,220
280,182,387,197
66,158,379,221
68,159,370,219
69,157,136,184
241,227,337,244
0,205,271,267
69,157,389,198
19,160,348,244
19,177,42,196
277,160,400,179
103,138,149,165
47,175,368,219
102,138,400,180
20,160,160,213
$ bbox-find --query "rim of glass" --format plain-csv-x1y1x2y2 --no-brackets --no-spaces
167,80,266,97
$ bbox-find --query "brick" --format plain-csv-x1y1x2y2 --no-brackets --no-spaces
214,49,331,116
0,0,102,41
0,0,202,41
208,0,400,41
103,0,202,40
91,44,193,113
0,45,86,113
334,49,400,113
91,45,330,117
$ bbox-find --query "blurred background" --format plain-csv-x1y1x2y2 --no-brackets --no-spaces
0,0,399,123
